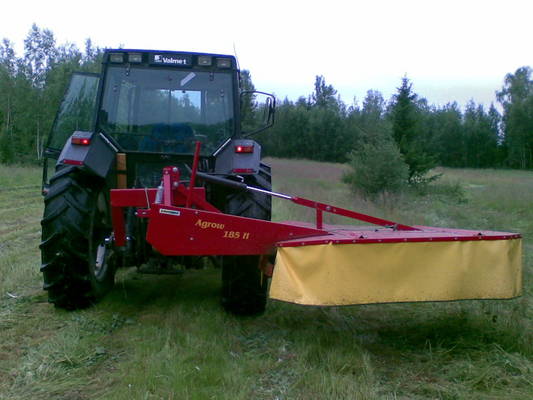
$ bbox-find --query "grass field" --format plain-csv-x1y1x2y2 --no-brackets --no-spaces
0,160,531,399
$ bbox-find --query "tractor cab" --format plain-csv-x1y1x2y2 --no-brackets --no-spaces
97,51,238,156
42,49,274,189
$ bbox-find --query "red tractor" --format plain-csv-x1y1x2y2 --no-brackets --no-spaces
41,49,275,315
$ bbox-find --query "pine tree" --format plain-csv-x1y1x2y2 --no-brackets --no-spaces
497,67,533,168
311,75,338,109
390,77,435,183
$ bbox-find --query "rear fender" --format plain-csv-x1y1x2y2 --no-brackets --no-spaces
214,139,261,175
58,131,117,178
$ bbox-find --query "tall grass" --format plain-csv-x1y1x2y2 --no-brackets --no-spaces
0,162,531,399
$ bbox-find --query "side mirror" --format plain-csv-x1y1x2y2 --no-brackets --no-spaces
240,91,276,137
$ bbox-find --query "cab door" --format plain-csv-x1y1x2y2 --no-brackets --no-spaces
42,72,100,188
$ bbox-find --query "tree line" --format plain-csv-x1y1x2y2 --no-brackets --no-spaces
261,71,533,173
1,24,532,173
0,24,102,164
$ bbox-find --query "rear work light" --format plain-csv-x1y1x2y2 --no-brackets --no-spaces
216,58,232,68
109,53,124,63
71,137,91,146
235,144,254,153
128,53,142,63
197,55,212,66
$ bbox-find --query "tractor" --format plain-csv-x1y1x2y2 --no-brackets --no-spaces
41,49,522,317
41,49,275,315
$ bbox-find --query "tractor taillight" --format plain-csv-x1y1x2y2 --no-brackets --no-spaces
71,137,91,146
235,145,254,153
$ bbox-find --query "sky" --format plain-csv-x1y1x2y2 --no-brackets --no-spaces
1,0,532,108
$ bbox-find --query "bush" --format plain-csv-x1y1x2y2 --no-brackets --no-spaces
343,135,409,200
412,179,467,203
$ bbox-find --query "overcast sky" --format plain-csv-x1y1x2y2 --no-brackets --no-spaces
2,0,531,108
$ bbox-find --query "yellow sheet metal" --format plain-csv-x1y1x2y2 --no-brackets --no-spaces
269,239,522,306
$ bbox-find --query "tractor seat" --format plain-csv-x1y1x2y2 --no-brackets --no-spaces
141,123,194,153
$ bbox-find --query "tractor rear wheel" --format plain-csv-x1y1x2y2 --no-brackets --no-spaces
40,166,117,309
221,164,271,316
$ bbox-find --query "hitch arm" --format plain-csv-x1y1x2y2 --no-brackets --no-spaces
196,171,418,231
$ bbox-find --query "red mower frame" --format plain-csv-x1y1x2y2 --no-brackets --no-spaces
109,142,518,261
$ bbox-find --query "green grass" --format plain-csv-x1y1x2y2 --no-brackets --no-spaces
0,161,531,399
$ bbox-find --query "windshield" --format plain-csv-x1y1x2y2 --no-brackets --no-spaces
98,66,234,155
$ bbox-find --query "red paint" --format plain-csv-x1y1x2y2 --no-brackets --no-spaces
110,169,220,247
275,223,521,247
146,205,325,255
291,196,418,231
111,205,127,246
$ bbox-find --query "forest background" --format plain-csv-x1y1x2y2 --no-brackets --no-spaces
1,24,533,175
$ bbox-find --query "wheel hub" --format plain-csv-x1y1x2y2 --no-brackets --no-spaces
94,236,112,277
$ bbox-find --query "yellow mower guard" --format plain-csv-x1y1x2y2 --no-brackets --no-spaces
270,238,522,306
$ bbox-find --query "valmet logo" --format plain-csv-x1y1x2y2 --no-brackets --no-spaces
150,53,192,66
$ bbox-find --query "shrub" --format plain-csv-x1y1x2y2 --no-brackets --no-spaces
412,179,467,203
343,135,409,200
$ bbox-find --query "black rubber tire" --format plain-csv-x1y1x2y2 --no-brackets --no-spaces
40,166,116,310
221,163,272,316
